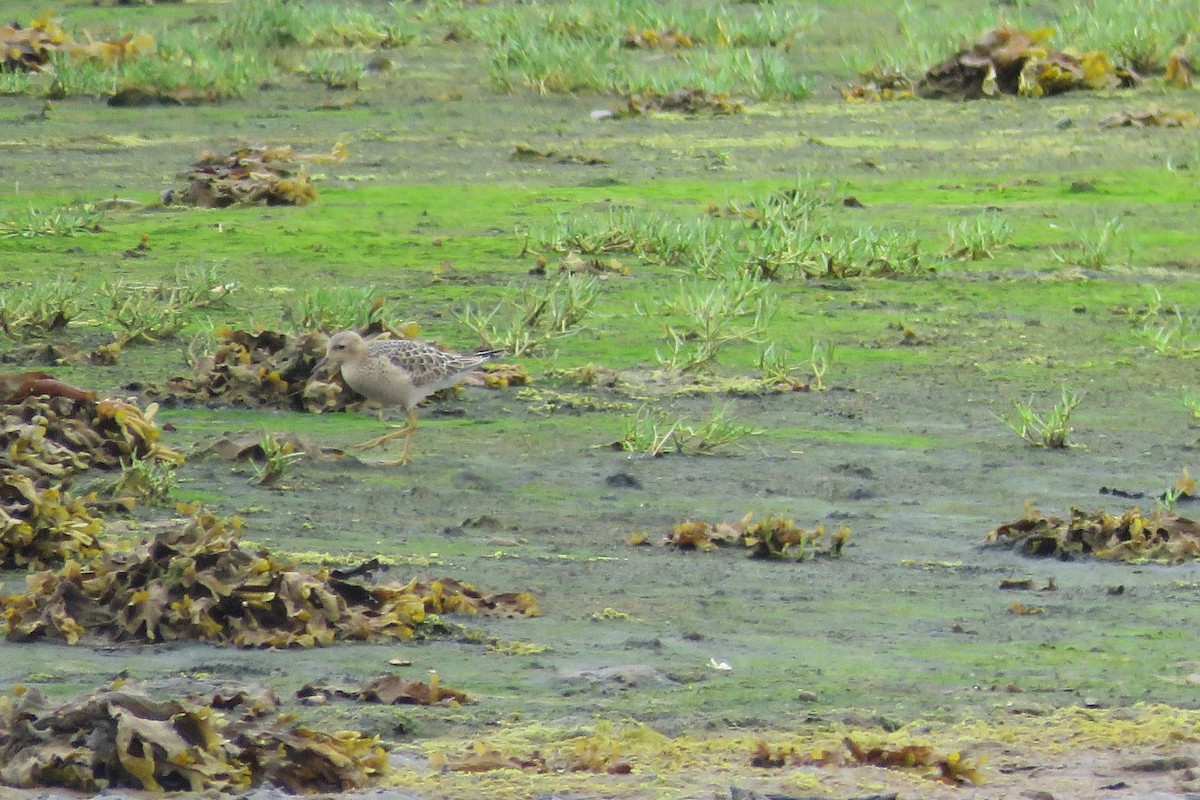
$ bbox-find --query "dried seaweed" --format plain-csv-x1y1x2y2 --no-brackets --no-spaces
0,474,104,570
663,512,850,559
479,361,533,389
0,389,182,489
299,673,472,707
917,26,1137,100
0,682,387,794
988,503,1200,563
0,12,154,72
1,504,538,646
165,328,337,411
842,737,984,785
162,144,347,208
616,88,744,117
0,385,181,568
1100,108,1199,128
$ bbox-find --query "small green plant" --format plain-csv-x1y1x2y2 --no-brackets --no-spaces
617,403,760,456
459,274,598,357
1180,392,1200,426
0,202,104,238
0,278,87,336
648,275,773,372
1155,469,1194,514
300,52,366,90
39,52,116,99
1006,386,1081,449
99,287,188,345
297,286,386,332
1056,215,1126,269
216,0,309,48
1142,310,1200,357
947,212,1013,260
98,282,189,344
808,340,834,391
757,342,805,387
109,453,179,506
251,434,305,486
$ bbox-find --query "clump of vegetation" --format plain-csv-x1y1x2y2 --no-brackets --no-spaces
166,143,346,208
0,278,87,336
616,403,760,456
251,434,305,486
459,274,598,357
535,185,931,284
1143,310,1200,357
647,276,773,372
171,328,333,412
946,211,1012,260
1180,392,1200,425
805,737,984,786
95,267,232,345
0,475,105,570
0,681,388,793
616,87,745,116
1,503,539,647
299,52,367,90
742,515,850,560
756,342,807,389
0,202,104,238
99,285,190,344
297,288,388,333
1156,469,1194,513
482,3,814,101
663,511,850,560
0,388,184,489
1056,215,1127,269
107,452,179,506
1005,386,1081,448
807,340,834,391
988,500,1200,562
216,0,407,49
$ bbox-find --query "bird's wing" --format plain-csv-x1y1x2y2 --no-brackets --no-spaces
373,339,484,383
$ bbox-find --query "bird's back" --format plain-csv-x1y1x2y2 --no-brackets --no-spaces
346,338,500,408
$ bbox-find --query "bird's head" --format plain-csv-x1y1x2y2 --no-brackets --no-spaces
312,330,367,375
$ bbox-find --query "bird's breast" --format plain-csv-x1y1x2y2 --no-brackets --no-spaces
341,362,417,408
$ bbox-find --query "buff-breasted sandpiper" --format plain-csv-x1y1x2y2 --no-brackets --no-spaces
314,330,502,465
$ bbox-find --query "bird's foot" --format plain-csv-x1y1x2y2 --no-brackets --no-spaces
375,456,411,466
352,425,413,452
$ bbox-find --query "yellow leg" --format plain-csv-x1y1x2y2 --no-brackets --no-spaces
354,409,418,465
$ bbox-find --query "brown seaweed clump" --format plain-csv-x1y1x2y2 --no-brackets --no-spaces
917,26,1137,100
1,381,181,488
162,143,347,208
1,503,539,647
0,682,386,794
0,12,154,72
165,328,338,412
0,382,183,569
987,503,1200,562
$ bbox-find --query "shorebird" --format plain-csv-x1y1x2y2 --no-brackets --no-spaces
314,330,502,465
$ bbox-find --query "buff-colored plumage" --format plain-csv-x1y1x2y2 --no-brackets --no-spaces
315,330,501,464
